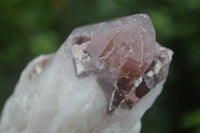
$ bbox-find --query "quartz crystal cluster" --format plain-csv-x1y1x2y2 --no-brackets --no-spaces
0,14,173,133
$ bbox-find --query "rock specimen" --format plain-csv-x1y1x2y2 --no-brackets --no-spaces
0,14,173,133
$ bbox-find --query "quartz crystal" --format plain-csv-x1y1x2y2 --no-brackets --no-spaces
0,14,173,133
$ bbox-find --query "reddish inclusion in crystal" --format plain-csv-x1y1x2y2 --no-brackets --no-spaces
85,16,158,80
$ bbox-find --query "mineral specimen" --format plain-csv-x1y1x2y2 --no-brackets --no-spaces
0,14,173,133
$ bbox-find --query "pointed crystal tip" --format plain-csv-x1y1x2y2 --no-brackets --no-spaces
71,14,173,112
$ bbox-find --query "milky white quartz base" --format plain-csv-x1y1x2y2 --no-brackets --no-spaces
0,38,164,133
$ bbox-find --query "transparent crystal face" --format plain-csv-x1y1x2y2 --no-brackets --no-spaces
71,14,173,112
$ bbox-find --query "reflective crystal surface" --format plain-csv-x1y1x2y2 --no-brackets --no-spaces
71,14,173,112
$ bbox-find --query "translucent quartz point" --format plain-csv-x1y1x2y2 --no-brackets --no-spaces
71,14,173,112
85,14,158,80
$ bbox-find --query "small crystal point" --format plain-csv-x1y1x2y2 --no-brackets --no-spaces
85,14,158,80
71,14,173,112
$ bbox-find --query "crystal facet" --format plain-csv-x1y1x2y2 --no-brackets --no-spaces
71,14,173,112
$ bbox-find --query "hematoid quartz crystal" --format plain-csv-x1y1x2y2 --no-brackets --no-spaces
0,14,173,133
